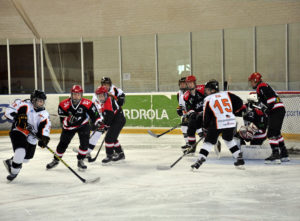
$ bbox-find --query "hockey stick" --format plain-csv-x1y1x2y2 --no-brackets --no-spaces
148,123,182,138
88,138,105,162
157,137,204,170
27,127,100,184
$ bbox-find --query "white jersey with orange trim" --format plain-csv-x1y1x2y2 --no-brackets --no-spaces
204,91,236,129
5,99,51,145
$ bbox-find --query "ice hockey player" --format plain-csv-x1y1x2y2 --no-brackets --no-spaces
91,86,126,164
182,75,206,154
248,72,289,163
236,94,268,146
46,85,101,170
191,80,246,170
3,90,51,181
176,77,189,149
101,77,125,107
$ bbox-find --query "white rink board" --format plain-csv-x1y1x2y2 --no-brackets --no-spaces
0,133,300,221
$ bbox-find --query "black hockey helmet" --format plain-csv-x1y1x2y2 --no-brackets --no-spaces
205,80,219,92
30,90,47,111
101,77,112,86
178,77,186,86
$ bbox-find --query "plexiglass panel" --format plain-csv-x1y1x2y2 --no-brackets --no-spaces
289,23,300,90
224,28,254,90
0,39,8,94
43,38,81,93
158,33,190,91
257,24,286,90
192,30,222,86
122,35,156,92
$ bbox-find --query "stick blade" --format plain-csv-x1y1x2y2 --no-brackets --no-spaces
147,130,159,138
156,165,171,170
84,176,100,183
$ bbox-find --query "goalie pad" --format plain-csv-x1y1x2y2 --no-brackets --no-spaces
239,123,258,141
241,145,272,159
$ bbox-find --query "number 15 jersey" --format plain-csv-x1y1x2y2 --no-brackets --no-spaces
203,91,243,129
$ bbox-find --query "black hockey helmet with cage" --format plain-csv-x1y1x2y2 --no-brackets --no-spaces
178,77,186,86
205,80,219,92
30,90,47,111
101,77,112,86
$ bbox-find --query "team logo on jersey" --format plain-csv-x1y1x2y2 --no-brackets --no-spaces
77,108,83,114
82,100,91,105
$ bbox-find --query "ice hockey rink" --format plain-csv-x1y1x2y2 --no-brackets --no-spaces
0,133,300,221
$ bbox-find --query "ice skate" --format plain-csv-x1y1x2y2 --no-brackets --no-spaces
3,158,12,174
112,152,125,162
102,155,113,165
280,147,290,162
191,157,206,170
183,144,196,156
7,173,18,182
265,152,281,164
78,159,87,171
46,158,59,169
234,152,245,170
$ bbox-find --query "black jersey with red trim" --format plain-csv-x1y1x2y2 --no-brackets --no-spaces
100,97,120,126
256,82,284,111
243,107,268,131
183,85,205,113
203,92,244,129
58,98,100,130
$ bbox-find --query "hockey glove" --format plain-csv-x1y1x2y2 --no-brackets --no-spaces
16,114,28,130
38,135,50,148
187,110,196,119
176,106,183,116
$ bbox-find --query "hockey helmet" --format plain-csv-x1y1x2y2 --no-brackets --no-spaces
101,77,112,86
248,72,262,83
71,85,83,106
247,93,258,103
204,80,219,93
178,77,186,86
95,86,108,103
30,90,47,111
186,75,196,83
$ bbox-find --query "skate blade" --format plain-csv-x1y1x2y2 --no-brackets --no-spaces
235,165,245,170
264,160,281,164
280,157,290,162
112,159,126,164
102,162,113,166
3,160,10,174
156,165,171,170
78,168,87,172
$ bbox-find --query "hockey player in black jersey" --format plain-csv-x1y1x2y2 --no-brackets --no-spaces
176,77,189,149
236,94,268,146
93,86,126,164
4,90,51,181
182,75,206,154
191,80,246,170
46,85,101,170
248,72,289,163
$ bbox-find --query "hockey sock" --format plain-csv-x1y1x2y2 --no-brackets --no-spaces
114,141,123,153
105,142,114,155
224,140,240,158
199,142,214,159
12,148,25,175
188,136,196,145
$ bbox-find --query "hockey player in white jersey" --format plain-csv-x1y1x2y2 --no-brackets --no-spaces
101,77,125,107
3,90,51,181
191,80,246,170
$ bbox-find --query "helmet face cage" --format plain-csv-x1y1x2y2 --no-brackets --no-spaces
95,86,108,103
31,90,47,110
178,77,187,92
71,85,83,105
204,80,219,95
186,75,196,91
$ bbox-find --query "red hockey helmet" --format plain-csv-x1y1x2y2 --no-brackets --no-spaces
71,85,83,93
95,86,108,95
248,72,262,83
186,75,196,83
95,86,108,103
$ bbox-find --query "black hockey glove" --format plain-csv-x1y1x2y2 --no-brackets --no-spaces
38,135,50,148
176,106,183,116
16,114,28,130
187,110,196,120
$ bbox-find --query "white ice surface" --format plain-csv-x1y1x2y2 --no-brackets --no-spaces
0,134,300,221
